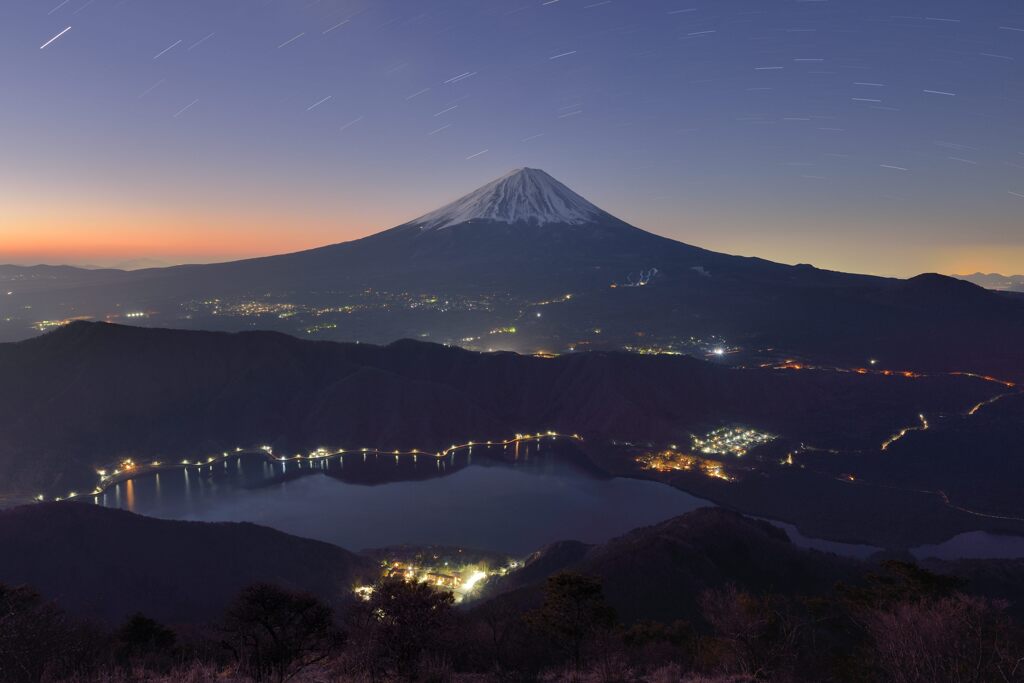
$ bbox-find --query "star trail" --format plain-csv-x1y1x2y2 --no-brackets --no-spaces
2,0,1022,275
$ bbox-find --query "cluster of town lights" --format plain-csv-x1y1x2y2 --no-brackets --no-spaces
692,426,776,458
354,558,520,604
635,449,735,482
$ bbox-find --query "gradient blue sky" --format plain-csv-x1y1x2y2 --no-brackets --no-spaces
1,0,1022,276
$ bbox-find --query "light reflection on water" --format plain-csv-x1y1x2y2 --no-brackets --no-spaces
95,446,713,555
91,445,1024,560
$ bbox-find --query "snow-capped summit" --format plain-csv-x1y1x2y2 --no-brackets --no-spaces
410,168,616,231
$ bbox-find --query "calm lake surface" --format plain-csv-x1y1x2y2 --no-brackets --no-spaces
911,531,1024,561
95,445,712,555
93,444,1024,560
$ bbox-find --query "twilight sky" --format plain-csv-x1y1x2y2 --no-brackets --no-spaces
1,0,1022,276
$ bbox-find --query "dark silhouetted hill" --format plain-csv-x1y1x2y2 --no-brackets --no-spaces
0,503,375,624
481,508,862,623
4,502,1024,628
483,508,1024,623
0,322,999,495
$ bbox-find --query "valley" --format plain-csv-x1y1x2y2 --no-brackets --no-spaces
0,319,1021,551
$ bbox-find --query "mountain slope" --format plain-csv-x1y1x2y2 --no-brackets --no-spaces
0,503,375,623
3,167,879,318
482,508,1024,624
0,322,1001,500
481,507,861,623
6,503,1024,628
6,169,1022,384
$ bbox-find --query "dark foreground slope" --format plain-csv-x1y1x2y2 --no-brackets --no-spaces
0,503,375,623
482,508,862,623
0,321,1000,496
481,508,1024,623
4,503,1024,628
5,506,1024,680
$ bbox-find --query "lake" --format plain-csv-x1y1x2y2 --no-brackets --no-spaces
94,444,712,555
92,443,1024,560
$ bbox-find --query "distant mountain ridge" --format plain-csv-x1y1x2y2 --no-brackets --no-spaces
956,272,1024,293
3,169,1024,384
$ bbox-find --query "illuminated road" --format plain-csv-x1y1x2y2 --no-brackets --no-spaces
769,360,1017,391
762,360,1020,450
880,413,930,451
46,432,583,503
43,362,1023,530
967,392,1019,416
834,473,1024,524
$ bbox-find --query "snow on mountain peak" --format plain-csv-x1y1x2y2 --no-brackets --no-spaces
410,168,613,231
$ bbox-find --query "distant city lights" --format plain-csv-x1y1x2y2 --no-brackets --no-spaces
692,426,776,457
635,449,735,482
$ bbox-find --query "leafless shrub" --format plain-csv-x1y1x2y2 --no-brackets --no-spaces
862,593,1024,683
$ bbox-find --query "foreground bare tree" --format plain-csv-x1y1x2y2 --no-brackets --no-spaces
699,585,808,681
863,593,1024,683
0,584,71,683
529,572,617,672
221,583,340,683
346,575,456,679
113,613,178,673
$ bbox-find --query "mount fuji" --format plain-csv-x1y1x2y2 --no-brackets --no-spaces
4,168,1024,380
144,166,829,297
6,167,768,302
410,167,615,230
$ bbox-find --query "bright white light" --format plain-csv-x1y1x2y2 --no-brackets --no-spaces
713,347,725,356
461,570,488,593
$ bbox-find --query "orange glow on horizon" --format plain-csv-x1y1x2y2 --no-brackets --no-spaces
0,179,420,265
2,197,1021,276
1,207,378,265
934,246,1024,278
